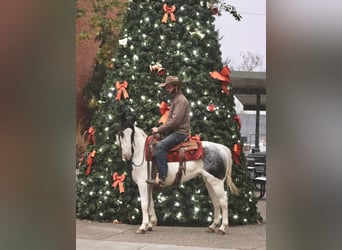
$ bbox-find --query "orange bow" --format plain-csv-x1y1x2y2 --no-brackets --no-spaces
210,65,231,95
162,4,176,23
86,150,96,176
116,80,129,100
112,172,126,193
159,101,170,124
86,126,96,145
232,144,242,166
233,115,242,130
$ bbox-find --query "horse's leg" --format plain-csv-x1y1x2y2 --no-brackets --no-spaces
205,176,229,235
203,177,221,233
147,186,157,231
136,181,150,234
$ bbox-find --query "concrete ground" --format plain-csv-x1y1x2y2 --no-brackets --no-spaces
76,194,266,250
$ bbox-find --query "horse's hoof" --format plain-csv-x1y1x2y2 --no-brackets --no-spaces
147,227,153,231
135,229,146,234
206,227,215,233
216,229,226,235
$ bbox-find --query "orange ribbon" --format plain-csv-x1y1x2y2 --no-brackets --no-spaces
86,126,96,145
162,4,176,23
210,65,231,95
159,101,170,124
115,80,129,100
233,115,242,130
232,144,242,166
86,150,96,176
112,172,126,193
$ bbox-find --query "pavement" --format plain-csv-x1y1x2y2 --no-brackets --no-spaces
76,194,266,250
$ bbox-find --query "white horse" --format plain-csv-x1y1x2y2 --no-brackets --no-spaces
116,123,239,235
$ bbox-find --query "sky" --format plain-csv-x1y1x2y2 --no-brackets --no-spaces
214,0,266,71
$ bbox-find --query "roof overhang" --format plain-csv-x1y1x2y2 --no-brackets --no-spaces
230,71,266,111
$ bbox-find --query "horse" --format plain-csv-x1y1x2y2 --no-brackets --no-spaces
116,122,239,235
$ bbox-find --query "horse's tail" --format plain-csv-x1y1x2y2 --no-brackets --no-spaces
226,149,239,196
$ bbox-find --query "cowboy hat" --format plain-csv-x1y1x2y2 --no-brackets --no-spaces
159,75,183,87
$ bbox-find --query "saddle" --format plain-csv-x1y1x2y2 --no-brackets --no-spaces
145,134,204,187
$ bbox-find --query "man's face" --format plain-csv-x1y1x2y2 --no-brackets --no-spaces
165,84,175,94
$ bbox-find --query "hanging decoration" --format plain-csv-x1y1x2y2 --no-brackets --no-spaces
159,101,170,124
232,143,242,166
162,4,176,23
115,80,129,100
207,103,216,112
189,28,206,40
86,126,96,145
112,172,126,193
150,62,166,76
119,38,128,47
210,65,231,95
233,115,242,130
86,150,96,176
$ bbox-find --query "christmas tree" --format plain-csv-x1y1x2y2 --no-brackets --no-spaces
76,0,262,226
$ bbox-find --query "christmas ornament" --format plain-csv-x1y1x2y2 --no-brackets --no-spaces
159,101,170,124
234,115,242,130
162,4,176,23
86,150,96,176
189,28,206,40
87,96,97,110
118,38,128,47
86,126,96,145
207,103,215,112
115,80,129,100
210,65,231,95
112,172,126,193
232,143,242,166
150,62,166,76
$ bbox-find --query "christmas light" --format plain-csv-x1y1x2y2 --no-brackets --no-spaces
106,191,110,195
89,191,94,196
176,212,182,219
233,214,238,219
99,191,102,194
108,114,112,120
108,92,113,98
104,127,109,131
99,212,103,216
175,202,180,207
145,17,150,22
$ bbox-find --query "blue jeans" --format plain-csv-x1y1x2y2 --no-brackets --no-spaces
154,132,188,180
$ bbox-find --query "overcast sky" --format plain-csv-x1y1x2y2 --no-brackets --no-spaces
214,0,266,71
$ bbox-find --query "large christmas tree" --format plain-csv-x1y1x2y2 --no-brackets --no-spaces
76,0,262,226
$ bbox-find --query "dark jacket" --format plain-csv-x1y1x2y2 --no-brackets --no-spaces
157,90,190,135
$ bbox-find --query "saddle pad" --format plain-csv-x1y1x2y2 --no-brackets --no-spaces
145,135,205,162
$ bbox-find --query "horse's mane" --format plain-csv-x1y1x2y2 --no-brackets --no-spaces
134,126,147,140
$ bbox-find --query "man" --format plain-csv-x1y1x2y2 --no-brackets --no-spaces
146,75,190,186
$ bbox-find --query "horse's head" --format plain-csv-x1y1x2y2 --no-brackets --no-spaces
116,123,135,161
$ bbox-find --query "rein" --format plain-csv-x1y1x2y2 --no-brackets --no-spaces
118,128,150,168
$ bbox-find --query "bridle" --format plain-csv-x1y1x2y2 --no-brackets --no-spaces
117,126,147,168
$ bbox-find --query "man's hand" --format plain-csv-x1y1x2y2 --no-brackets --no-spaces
151,127,158,134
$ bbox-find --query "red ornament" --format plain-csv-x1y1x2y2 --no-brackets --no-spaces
207,104,215,112
211,7,219,15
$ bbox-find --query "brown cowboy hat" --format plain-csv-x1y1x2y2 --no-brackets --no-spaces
159,75,183,87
